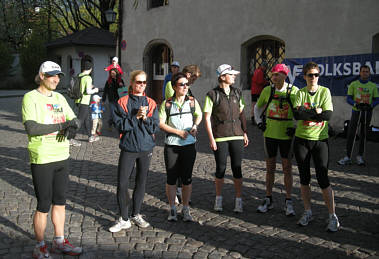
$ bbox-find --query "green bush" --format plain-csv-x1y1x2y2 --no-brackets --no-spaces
0,42,14,77
20,33,47,87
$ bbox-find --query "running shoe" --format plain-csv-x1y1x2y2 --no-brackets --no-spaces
356,155,365,166
69,139,81,147
327,214,340,232
51,238,82,256
182,207,193,222
297,210,313,226
284,199,296,216
233,198,243,213
337,156,352,165
257,197,273,213
32,244,51,259
167,208,177,222
214,196,223,212
109,217,132,232
131,214,150,228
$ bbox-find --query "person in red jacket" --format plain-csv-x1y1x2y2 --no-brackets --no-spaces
104,56,124,75
251,61,269,124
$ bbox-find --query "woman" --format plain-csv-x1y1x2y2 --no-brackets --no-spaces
292,61,340,232
109,70,159,232
203,64,249,213
159,72,202,222
103,68,125,127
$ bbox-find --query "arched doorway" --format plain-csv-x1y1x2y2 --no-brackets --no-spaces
143,40,173,104
241,36,285,89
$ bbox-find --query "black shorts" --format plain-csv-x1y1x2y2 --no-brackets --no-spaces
31,160,69,213
164,144,196,185
264,137,292,159
251,94,260,102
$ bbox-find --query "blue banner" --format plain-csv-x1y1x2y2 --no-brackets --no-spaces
284,53,379,96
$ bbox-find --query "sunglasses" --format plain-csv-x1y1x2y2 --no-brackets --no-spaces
135,81,147,85
177,82,189,87
306,73,320,78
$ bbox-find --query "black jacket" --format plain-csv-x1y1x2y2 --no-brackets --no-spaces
112,94,159,152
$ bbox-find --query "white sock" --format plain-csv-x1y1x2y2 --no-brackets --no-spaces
54,236,64,244
235,197,242,202
216,196,222,201
183,205,189,210
170,205,176,210
329,213,336,219
305,209,312,216
36,240,45,247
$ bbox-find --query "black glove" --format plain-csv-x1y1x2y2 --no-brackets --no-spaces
64,127,77,140
286,127,296,137
355,103,372,111
257,122,266,132
60,118,81,130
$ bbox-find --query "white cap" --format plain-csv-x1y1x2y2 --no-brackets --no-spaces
39,61,65,76
112,57,118,63
171,61,180,67
93,94,101,101
216,64,240,77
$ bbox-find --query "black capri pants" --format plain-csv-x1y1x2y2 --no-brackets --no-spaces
213,139,244,179
164,144,196,185
293,137,330,189
31,160,69,213
264,137,292,159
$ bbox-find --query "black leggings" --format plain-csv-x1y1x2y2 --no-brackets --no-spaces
31,160,68,213
164,144,196,185
213,140,244,179
293,137,330,189
117,150,152,220
346,110,372,157
77,104,91,136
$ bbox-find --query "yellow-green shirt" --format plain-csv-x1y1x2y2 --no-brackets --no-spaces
22,90,76,164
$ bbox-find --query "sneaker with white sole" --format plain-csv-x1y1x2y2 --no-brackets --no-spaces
327,214,340,232
182,207,193,222
257,197,273,213
297,210,313,226
131,214,150,228
69,139,81,147
32,244,51,259
284,199,296,216
356,155,365,166
233,198,243,213
214,196,223,212
337,156,352,165
109,217,132,232
51,238,82,256
167,208,177,222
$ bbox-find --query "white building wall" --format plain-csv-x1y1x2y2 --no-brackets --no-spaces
121,0,379,127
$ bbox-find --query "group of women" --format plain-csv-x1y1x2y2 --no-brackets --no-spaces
107,62,338,233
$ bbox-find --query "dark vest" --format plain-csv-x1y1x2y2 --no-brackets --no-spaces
207,86,244,138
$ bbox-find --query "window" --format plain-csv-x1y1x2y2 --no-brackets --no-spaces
249,40,285,78
148,0,168,9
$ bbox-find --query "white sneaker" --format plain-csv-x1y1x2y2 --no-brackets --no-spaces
69,139,81,147
297,210,313,226
284,199,296,216
337,156,352,165
131,214,150,228
214,196,223,212
327,214,340,232
167,208,177,222
356,155,365,166
257,197,273,213
182,207,193,222
233,198,243,213
109,217,131,232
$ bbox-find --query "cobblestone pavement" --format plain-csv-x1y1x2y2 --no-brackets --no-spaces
0,95,378,259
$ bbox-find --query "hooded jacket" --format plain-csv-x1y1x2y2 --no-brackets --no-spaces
112,94,159,152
